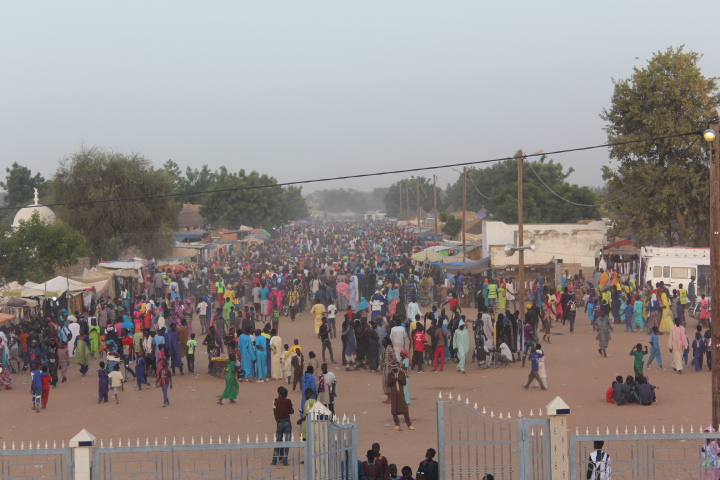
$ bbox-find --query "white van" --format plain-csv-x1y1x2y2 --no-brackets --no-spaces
640,246,710,295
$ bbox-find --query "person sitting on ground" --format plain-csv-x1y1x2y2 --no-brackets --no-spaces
612,375,632,406
634,376,657,406
606,381,616,403
624,375,639,403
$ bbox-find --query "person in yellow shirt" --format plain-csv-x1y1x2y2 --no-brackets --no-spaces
310,300,326,335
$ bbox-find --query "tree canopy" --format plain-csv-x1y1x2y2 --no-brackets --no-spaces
444,159,601,224
0,212,88,283
600,46,719,247
200,168,289,229
307,188,387,214
439,211,462,238
383,177,444,219
0,162,51,208
53,147,179,261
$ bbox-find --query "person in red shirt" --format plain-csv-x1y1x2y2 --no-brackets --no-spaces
606,381,616,403
40,365,51,409
443,293,461,314
411,324,426,372
121,332,136,381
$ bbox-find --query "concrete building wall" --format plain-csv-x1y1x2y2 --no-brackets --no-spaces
482,219,608,259
489,228,605,269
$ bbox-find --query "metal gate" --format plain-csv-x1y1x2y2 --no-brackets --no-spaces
0,446,73,480
437,396,551,480
305,411,359,480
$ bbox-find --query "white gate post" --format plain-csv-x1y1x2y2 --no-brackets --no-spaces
546,397,570,480
69,429,96,480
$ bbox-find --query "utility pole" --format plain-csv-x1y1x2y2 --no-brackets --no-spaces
406,180,411,224
399,180,403,220
517,150,525,320
462,167,467,257
708,107,720,428
416,177,421,228
433,175,439,235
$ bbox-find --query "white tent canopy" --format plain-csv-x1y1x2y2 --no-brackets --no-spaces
25,276,109,296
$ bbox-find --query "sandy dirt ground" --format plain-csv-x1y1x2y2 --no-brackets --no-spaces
0,309,711,469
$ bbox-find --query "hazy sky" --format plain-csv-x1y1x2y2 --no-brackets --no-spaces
2,2,718,196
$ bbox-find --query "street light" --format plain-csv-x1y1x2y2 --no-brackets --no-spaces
705,108,720,428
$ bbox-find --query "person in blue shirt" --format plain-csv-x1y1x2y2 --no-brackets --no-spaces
646,326,663,370
521,344,546,390
30,366,44,412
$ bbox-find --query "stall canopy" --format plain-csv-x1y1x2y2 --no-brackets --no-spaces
6,297,38,307
2,287,59,298
0,313,15,324
97,260,144,270
431,257,490,274
24,276,108,296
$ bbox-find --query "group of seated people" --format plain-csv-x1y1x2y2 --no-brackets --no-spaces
606,375,657,406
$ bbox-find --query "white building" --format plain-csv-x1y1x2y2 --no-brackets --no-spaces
482,219,608,269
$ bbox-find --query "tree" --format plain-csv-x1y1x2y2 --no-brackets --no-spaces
383,177,443,218
200,168,288,229
53,147,179,261
444,158,601,223
0,212,88,283
283,186,310,221
600,47,719,247
439,211,462,238
0,162,50,207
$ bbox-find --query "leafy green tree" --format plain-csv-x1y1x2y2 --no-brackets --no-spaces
53,147,179,260
600,46,719,246
200,168,287,229
384,177,443,218
283,186,310,220
0,162,50,207
307,188,369,213
183,165,218,204
0,211,88,283
445,158,601,223
439,211,462,238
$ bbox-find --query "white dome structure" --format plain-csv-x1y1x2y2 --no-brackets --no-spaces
12,188,56,229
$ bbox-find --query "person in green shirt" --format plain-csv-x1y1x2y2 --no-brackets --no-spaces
629,343,648,378
223,298,234,330
186,333,197,373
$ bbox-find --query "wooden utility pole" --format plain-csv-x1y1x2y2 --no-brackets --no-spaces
416,177,421,228
708,107,720,428
399,180,403,219
433,175,439,235
406,181,411,224
517,150,525,319
462,167,467,256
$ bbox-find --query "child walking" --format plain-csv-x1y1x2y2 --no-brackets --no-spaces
186,333,197,374
108,364,124,404
646,327,664,370
30,365,43,413
156,359,173,407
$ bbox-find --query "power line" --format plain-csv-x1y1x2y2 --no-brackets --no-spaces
527,135,701,207
466,174,507,200
0,130,700,212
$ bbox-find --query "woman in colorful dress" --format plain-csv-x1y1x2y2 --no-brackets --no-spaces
217,353,240,405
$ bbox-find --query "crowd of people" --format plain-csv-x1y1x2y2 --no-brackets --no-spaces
0,219,713,477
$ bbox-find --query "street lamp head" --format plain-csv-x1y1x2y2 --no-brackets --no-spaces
704,129,717,143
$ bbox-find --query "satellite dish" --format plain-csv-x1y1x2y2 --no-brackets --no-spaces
505,244,515,257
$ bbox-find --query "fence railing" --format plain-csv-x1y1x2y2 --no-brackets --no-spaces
569,430,720,480
0,411,358,480
0,444,73,480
